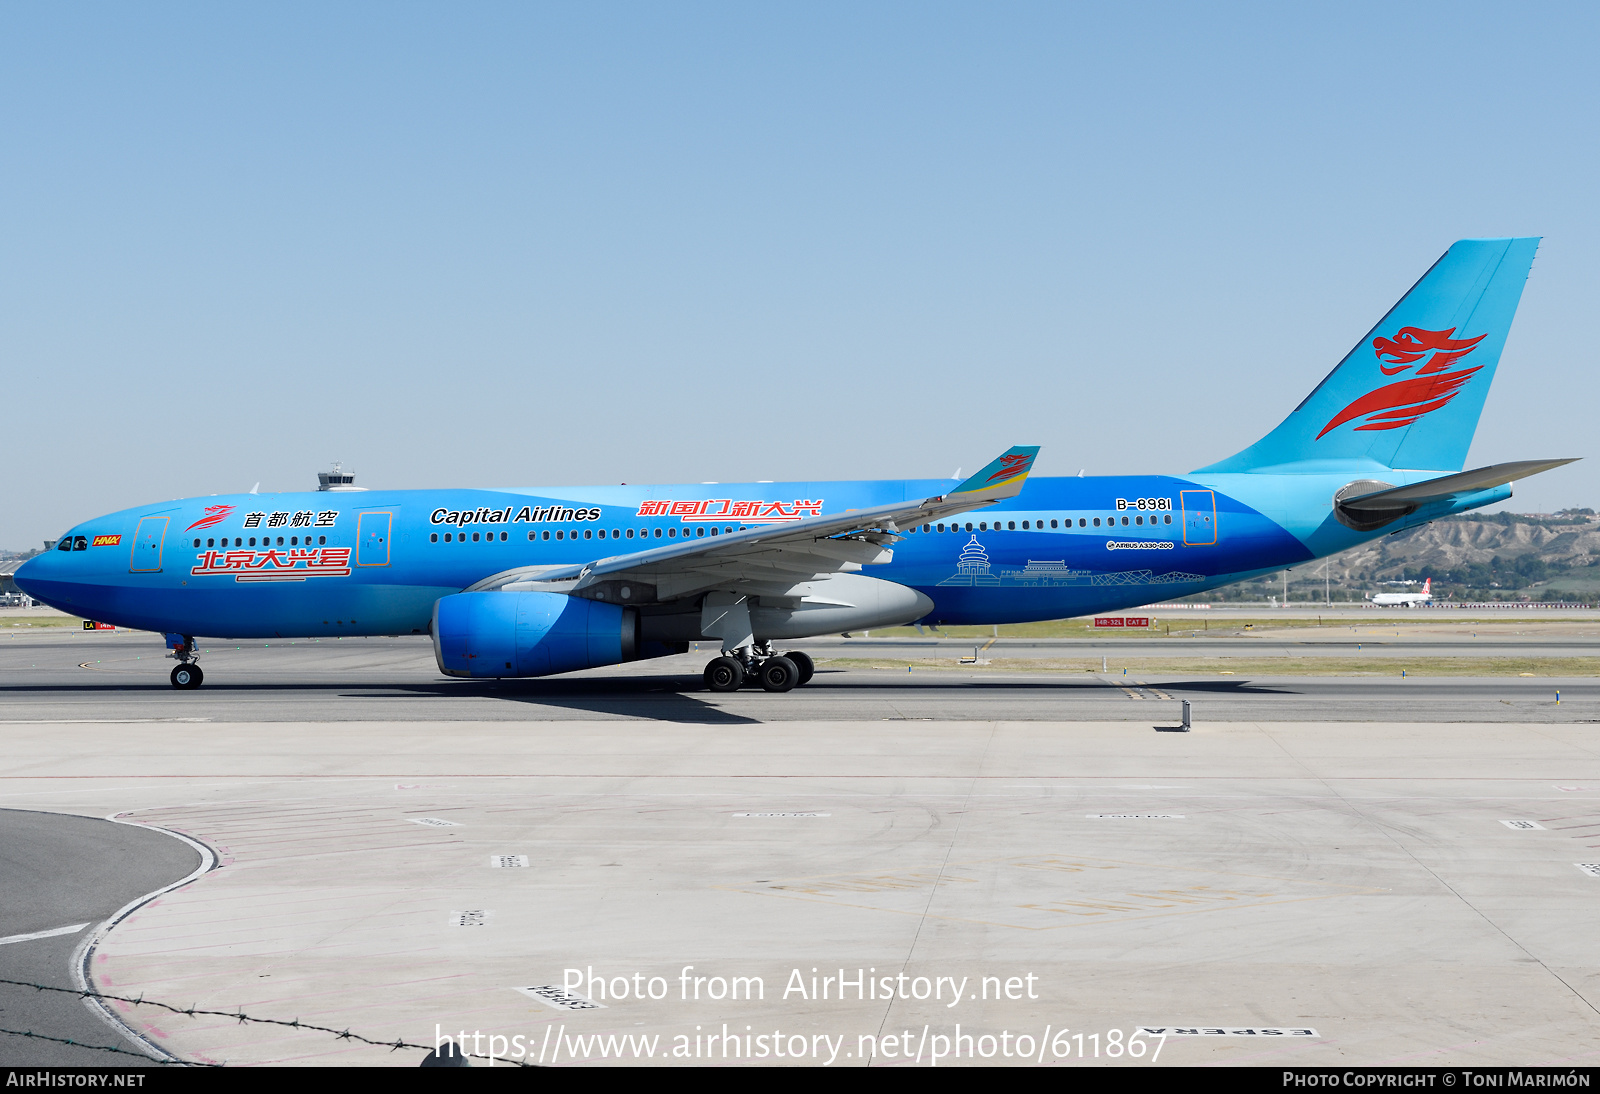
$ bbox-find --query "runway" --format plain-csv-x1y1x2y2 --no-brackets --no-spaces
4,630,1600,1067
804,634,1600,658
2,631,1595,724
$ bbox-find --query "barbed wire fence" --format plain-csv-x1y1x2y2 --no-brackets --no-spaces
0,977,528,1066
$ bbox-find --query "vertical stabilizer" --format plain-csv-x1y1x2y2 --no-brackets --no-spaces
1197,238,1539,474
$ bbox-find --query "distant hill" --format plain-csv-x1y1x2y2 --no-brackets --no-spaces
1186,510,1600,604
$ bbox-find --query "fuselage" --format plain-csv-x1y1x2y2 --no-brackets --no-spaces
17,470,1505,640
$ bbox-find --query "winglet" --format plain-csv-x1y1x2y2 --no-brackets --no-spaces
947,446,1040,504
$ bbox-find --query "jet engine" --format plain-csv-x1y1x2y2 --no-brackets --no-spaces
433,590,642,679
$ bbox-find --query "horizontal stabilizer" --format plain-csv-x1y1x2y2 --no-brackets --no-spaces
1339,458,1578,511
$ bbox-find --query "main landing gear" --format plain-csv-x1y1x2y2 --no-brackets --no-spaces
703,645,816,694
167,633,203,690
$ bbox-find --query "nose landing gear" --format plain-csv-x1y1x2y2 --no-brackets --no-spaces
166,633,203,689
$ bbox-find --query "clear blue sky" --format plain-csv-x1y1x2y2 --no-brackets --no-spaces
4,2,1596,550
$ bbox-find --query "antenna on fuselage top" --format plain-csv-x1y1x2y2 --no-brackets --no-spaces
249,483,259,494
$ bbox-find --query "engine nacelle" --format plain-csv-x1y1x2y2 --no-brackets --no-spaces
432,591,637,679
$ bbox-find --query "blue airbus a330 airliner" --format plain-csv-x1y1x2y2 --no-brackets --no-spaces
18,238,1576,693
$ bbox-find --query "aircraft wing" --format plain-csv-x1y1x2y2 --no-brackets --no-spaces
1338,458,1578,511
466,446,1040,603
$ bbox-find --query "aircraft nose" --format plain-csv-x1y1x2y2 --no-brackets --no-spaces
13,547,87,612
13,553,49,597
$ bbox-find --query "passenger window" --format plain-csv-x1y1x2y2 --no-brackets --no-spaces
654,528,662,538
1021,521,1029,530
1008,521,1016,530
276,536,284,546
207,538,215,548
585,529,592,539
555,531,563,540
965,522,973,532
471,532,479,542
922,524,930,532
1121,516,1129,526
979,522,987,531
1093,517,1101,527
626,529,634,539
542,531,550,540
696,527,705,537
1165,514,1172,524
1136,516,1143,525
501,532,508,541
669,528,678,537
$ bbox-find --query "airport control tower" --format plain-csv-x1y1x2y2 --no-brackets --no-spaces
316,462,364,492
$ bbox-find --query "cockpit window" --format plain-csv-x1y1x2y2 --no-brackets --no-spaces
73,536,88,551
57,538,71,551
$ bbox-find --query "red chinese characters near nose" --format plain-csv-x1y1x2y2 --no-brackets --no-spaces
1318,327,1487,438
190,547,352,582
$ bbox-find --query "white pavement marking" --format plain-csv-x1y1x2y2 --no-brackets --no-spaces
0,719,211,725
0,922,89,946
730,811,829,818
72,815,218,1065
515,985,605,1011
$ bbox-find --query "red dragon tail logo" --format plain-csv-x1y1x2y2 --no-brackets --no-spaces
986,452,1034,482
185,504,235,532
1317,326,1487,439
